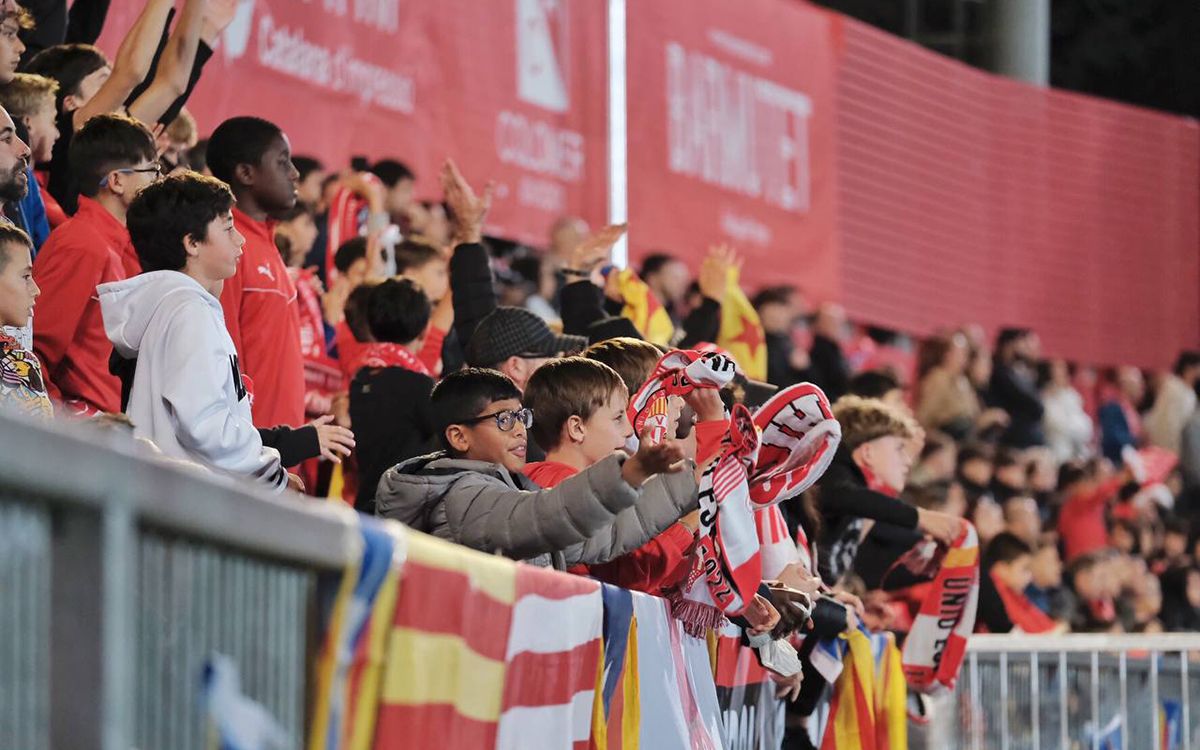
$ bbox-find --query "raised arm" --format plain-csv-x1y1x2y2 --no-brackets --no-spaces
126,0,206,125
72,0,173,130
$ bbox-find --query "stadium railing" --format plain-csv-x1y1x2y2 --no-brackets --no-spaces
924,633,1200,750
0,409,362,750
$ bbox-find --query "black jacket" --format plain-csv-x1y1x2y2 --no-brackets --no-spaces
989,360,1046,448
449,242,497,351
350,366,437,514
813,445,919,584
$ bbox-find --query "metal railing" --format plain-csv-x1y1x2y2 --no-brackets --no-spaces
941,634,1200,750
0,409,362,750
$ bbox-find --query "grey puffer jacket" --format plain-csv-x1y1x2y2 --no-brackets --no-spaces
375,451,699,568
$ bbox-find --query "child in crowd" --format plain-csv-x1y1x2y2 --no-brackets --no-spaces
1057,459,1134,562
374,367,693,568
1002,494,1041,547
522,356,704,593
349,278,437,514
1026,541,1074,623
394,238,454,376
956,442,995,505
0,224,51,419
32,114,158,415
1066,551,1119,631
97,172,292,492
977,531,1056,633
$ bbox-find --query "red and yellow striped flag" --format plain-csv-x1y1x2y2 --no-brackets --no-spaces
614,267,675,347
716,268,767,381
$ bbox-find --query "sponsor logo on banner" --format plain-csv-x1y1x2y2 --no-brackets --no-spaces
665,38,813,217
223,0,256,60
516,0,569,113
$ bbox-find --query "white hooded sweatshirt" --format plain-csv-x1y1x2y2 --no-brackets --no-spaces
98,271,287,492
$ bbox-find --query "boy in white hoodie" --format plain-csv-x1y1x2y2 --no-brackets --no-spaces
97,172,295,492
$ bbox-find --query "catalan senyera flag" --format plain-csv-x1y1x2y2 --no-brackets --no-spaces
590,584,640,750
613,267,675,347
820,630,878,750
870,632,907,750
373,531,519,748
715,267,767,381
309,516,400,750
497,565,603,750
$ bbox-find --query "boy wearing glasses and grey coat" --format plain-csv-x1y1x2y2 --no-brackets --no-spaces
375,367,701,570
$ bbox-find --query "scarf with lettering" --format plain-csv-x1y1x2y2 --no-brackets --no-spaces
899,522,979,694
671,404,762,636
748,382,841,507
627,349,738,446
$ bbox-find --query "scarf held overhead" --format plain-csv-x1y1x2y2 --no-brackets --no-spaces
627,350,738,446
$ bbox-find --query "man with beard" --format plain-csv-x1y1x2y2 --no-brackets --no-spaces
0,103,33,350
31,114,159,415
207,116,305,429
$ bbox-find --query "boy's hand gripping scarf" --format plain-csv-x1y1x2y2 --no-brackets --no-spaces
749,382,841,508
672,404,762,635
627,349,738,445
900,522,980,694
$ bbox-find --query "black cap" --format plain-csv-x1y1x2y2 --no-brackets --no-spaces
465,307,588,367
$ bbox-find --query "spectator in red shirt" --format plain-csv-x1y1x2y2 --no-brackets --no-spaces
32,114,158,415
523,356,701,593
1057,460,1133,562
207,116,305,429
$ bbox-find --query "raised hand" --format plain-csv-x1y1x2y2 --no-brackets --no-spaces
698,244,742,305
569,222,627,278
622,427,687,487
202,0,240,44
441,158,494,244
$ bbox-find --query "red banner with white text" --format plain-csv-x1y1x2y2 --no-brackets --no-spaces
98,0,610,246
624,0,841,302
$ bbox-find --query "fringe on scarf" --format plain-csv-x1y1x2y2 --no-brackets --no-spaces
667,588,727,638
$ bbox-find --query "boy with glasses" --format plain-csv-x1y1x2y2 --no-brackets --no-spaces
375,367,691,568
32,113,159,415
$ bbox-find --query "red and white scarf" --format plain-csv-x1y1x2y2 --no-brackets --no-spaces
673,404,762,635
900,522,980,694
748,382,841,508
347,342,430,379
627,349,738,445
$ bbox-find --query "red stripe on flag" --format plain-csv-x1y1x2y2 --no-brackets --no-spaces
393,561,513,662
501,638,601,708
375,704,497,748
515,563,602,600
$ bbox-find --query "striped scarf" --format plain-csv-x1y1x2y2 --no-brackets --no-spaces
672,404,762,635
900,523,980,694
627,350,738,446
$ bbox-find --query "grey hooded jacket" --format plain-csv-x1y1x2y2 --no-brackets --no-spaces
375,451,698,568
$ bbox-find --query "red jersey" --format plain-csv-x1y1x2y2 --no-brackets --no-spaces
32,196,137,414
293,267,342,417
34,170,68,229
1057,476,1123,562
526,458,696,594
220,208,305,428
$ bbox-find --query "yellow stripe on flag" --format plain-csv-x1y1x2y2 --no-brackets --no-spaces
716,267,767,381
403,530,517,606
346,562,402,750
615,267,675,347
380,628,507,723
306,551,362,750
622,617,640,748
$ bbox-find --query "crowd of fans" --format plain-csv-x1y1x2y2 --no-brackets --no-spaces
0,1,1198,746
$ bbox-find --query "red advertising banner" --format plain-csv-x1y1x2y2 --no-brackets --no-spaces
97,0,610,246
624,0,841,302
834,19,1200,367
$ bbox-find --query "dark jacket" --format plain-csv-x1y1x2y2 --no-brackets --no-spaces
814,445,919,584
765,331,815,389
989,359,1045,448
449,242,497,351
809,334,849,403
349,365,437,513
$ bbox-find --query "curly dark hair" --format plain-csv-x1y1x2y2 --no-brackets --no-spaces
127,171,235,273
367,278,431,345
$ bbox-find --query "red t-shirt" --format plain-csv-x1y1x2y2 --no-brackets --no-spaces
525,458,697,594
32,196,137,415
1057,476,1124,562
220,208,306,428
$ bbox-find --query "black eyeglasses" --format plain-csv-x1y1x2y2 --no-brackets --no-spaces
459,407,533,432
99,164,163,188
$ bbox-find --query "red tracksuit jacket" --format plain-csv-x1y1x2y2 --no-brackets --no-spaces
220,208,306,428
